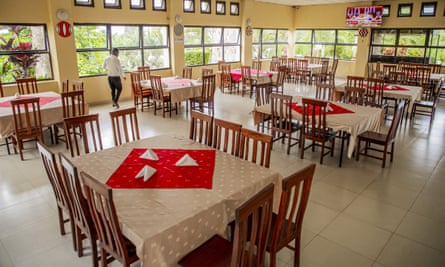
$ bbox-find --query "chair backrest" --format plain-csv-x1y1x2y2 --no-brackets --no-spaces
401,66,418,84
428,63,441,73
183,66,192,79
11,96,43,141
189,110,213,146
201,68,213,77
387,71,405,84
315,79,335,101
109,107,140,146
382,64,397,78
386,100,405,143
255,84,272,106
137,65,151,80
221,63,232,83
301,98,329,143
252,60,262,71
213,118,242,156
270,93,293,135
37,141,70,218
59,153,95,240
239,128,273,168
0,80,4,97
150,74,165,102
365,77,385,106
241,65,252,81
367,62,375,78
62,80,69,93
80,171,133,264
429,79,443,104
269,164,315,258
416,66,432,87
344,75,365,104
16,77,38,94
280,56,288,65
201,74,216,102
319,58,329,75
217,60,225,71
130,71,144,94
274,65,287,87
71,80,84,91
269,60,280,72
64,114,103,157
61,89,86,119
329,58,338,76
231,183,274,267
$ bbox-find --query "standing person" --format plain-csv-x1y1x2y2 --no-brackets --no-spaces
103,48,125,108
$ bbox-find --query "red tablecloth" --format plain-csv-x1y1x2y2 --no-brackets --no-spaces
164,79,192,87
290,102,354,115
0,96,59,108
230,69,272,82
106,148,216,189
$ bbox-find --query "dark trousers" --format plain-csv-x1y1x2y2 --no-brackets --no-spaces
108,76,122,104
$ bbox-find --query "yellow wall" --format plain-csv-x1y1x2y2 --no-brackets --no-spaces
0,0,444,102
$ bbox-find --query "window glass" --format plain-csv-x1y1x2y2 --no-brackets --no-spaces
277,30,288,42
398,29,427,46
184,27,202,46
295,44,312,57
204,46,222,64
74,25,107,49
261,44,277,58
204,28,222,45
75,0,94,6
153,0,166,10
312,44,334,58
295,30,312,42
104,0,120,8
143,48,169,68
223,28,240,44
261,29,276,43
111,25,140,47
184,0,194,12
253,28,288,59
336,45,356,60
337,30,357,44
314,30,335,43
130,0,145,9
252,29,260,43
143,26,168,47
371,29,396,45
224,46,240,62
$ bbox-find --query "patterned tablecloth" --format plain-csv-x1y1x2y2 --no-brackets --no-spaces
141,77,202,104
70,135,281,267
254,101,383,158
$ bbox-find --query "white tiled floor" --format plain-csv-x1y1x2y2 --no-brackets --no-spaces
1,81,445,267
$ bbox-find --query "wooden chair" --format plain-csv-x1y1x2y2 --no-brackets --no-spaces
10,97,44,160
381,64,397,81
190,73,216,114
401,66,418,85
213,118,242,156
130,71,152,112
387,70,405,84
55,89,87,145
137,65,151,80
36,142,75,250
16,77,38,94
150,74,178,117
189,110,213,146
280,56,288,66
109,107,140,146
64,114,103,157
410,80,443,127
201,68,213,77
344,75,365,105
270,65,287,94
416,66,432,98
252,59,262,71
300,98,337,165
182,66,193,79
356,100,405,168
255,84,272,132
286,58,298,83
327,58,338,79
62,80,69,93
0,81,8,154
220,63,237,93
270,93,301,155
80,171,139,267
315,77,335,101
239,128,273,168
178,183,274,267
365,77,386,108
0,80,4,97
241,65,256,97
71,80,84,91
268,164,316,267
312,58,329,84
296,59,311,84
428,63,442,74
269,60,280,72
59,153,99,267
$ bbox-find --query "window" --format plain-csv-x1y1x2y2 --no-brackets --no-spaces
104,0,121,8
184,26,241,66
75,0,94,6
252,29,288,59
421,2,436,16
200,0,211,14
0,24,53,83
216,1,226,15
230,2,239,16
152,0,166,11
294,29,358,60
74,24,170,77
398,3,412,17
370,28,445,65
184,0,195,13
382,5,390,17
130,0,145,9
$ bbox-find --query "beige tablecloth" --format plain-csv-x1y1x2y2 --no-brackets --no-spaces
0,92,62,139
70,135,281,267
431,73,445,82
253,101,382,158
141,77,202,104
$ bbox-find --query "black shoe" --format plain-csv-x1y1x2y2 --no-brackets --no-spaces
112,101,116,107
115,103,120,108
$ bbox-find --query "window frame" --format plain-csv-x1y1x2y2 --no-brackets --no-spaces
74,23,171,77
152,0,166,11
230,2,239,16
74,0,94,7
0,23,53,83
216,1,226,15
420,2,437,17
130,0,145,10
398,3,413,17
183,0,195,13
184,26,241,66
200,0,211,14
382,5,390,17
252,28,289,59
104,0,121,9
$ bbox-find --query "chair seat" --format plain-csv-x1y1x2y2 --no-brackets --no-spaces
414,100,434,107
267,213,297,251
178,235,232,267
358,130,387,144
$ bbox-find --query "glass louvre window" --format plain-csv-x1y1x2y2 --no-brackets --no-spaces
252,28,289,59
0,24,53,83
336,30,357,60
153,0,166,11
295,30,312,57
75,0,94,6
184,0,194,12
313,30,335,58
216,1,225,15
104,0,121,8
201,0,211,14
130,0,145,9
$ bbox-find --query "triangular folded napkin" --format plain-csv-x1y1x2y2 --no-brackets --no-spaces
139,149,159,160
326,104,333,112
135,165,157,182
175,154,198,166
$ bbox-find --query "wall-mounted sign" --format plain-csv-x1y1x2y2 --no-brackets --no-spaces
56,21,72,37
346,6,383,27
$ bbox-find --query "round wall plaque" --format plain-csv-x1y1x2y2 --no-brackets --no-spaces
174,23,184,36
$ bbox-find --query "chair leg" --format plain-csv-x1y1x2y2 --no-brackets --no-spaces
101,248,108,267
76,226,83,257
390,142,395,162
382,145,387,168
356,138,361,161
57,207,66,235
91,236,99,267
270,251,277,267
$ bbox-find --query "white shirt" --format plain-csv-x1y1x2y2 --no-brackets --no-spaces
102,54,124,77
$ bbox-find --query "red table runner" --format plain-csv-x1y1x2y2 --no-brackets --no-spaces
230,69,272,82
290,102,354,115
0,96,59,108
106,148,216,189
164,79,192,87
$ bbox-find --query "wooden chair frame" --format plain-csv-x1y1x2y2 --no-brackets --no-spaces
109,107,140,146
64,113,103,157
189,110,213,146
16,77,38,94
239,128,273,168
213,118,242,156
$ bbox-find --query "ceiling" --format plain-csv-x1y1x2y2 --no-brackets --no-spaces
255,0,377,7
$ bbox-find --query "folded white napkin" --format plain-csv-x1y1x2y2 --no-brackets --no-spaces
135,165,157,182
326,104,333,112
139,149,159,160
175,154,198,166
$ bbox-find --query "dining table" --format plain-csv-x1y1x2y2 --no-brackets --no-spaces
253,100,383,164
70,134,282,267
140,76,202,104
0,91,63,140
229,69,277,85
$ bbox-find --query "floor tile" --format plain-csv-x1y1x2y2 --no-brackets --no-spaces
308,182,358,212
